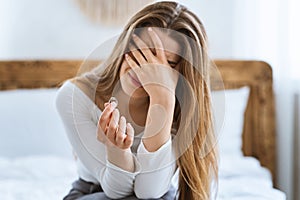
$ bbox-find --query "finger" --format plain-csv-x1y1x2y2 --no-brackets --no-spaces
132,34,155,62
129,44,147,65
106,108,120,144
125,54,143,79
96,130,106,143
98,102,117,133
125,53,139,67
97,121,107,143
147,27,166,61
123,123,134,148
115,116,126,146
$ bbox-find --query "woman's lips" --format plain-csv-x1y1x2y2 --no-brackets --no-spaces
128,72,142,87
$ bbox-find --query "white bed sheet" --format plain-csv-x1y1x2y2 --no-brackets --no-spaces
0,156,76,200
0,155,285,200
217,155,286,200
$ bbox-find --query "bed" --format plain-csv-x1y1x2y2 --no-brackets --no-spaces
0,60,286,199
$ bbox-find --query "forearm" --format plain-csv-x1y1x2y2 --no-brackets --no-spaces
135,137,177,199
98,147,140,198
98,146,140,198
99,149,140,199
56,80,140,199
142,93,175,152
106,147,135,172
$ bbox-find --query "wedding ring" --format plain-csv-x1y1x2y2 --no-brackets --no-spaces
109,96,118,106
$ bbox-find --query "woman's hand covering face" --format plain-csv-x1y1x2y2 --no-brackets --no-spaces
125,27,180,98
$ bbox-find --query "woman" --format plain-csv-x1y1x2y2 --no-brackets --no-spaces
56,1,218,199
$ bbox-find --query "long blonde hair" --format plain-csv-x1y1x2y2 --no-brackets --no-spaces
73,1,218,199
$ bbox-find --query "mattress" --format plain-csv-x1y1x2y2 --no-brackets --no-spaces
217,155,285,199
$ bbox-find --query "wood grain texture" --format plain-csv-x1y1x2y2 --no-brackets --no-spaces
0,60,277,185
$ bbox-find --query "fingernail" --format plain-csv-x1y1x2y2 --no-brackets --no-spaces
148,27,152,31
133,34,137,37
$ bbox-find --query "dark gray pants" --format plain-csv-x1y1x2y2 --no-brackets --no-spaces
63,178,176,200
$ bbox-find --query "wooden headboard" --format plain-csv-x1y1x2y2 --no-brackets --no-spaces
0,60,276,185
213,60,276,186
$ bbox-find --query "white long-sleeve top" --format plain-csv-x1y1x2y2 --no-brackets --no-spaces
55,80,178,199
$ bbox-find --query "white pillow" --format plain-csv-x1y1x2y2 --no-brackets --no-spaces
211,87,250,157
0,88,72,158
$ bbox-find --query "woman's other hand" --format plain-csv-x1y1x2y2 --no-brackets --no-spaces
97,102,134,150
125,27,180,99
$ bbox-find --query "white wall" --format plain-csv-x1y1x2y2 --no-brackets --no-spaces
0,0,235,59
0,0,121,59
177,0,236,59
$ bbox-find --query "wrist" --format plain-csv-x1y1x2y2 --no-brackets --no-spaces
148,86,175,100
106,145,131,157
149,91,175,106
150,96,175,108
106,146,135,172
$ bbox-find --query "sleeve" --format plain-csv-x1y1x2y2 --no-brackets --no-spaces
76,158,98,183
134,137,177,199
55,81,141,199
